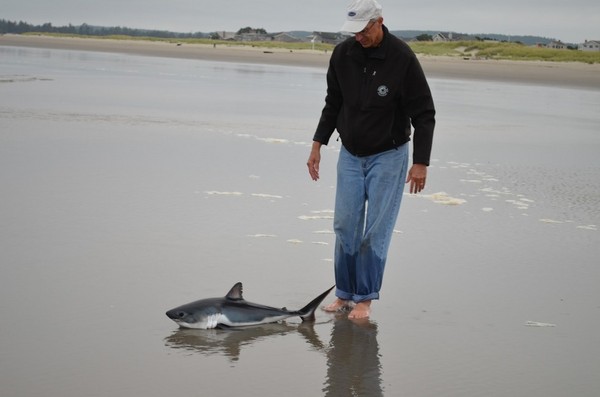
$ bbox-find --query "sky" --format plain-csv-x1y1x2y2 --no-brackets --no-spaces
3,0,599,43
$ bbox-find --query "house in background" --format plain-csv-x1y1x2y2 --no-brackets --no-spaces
579,40,600,51
311,32,347,45
433,32,452,42
546,40,566,49
215,31,236,40
237,31,270,41
432,32,473,42
271,32,301,43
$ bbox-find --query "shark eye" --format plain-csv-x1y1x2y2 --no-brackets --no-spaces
176,311,186,318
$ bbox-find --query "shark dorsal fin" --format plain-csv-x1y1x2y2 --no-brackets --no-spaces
225,282,244,301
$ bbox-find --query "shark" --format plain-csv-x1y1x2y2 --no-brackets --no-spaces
166,282,334,329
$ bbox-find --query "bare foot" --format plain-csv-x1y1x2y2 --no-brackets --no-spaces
322,298,352,312
348,301,371,319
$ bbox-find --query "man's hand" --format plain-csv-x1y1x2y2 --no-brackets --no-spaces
406,164,428,194
307,141,322,181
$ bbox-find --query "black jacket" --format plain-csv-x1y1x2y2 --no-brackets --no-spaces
313,25,435,165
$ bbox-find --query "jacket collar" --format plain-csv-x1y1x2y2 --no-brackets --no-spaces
347,24,390,62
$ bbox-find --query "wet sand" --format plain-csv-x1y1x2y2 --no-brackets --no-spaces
1,36,600,397
2,33,600,89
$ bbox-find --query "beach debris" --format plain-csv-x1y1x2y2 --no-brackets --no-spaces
539,218,564,224
447,161,470,169
422,192,467,206
0,75,53,83
251,193,283,199
524,321,556,327
257,137,288,144
299,210,334,221
576,224,597,231
505,199,531,210
298,214,334,220
205,191,243,196
480,186,514,197
313,229,334,234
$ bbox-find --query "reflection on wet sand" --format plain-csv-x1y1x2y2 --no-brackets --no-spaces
323,317,383,396
165,316,383,395
164,322,326,362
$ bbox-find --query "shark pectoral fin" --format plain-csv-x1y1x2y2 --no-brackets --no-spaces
225,282,244,301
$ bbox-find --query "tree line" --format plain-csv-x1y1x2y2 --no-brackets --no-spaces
0,19,207,39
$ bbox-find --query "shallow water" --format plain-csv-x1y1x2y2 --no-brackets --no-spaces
1,46,599,396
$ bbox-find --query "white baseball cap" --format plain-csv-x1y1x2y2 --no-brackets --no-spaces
340,0,383,33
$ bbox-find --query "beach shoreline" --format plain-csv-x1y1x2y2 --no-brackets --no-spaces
2,34,600,89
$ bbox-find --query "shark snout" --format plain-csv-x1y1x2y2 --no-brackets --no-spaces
165,309,186,320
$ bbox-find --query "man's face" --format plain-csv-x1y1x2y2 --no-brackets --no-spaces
354,18,382,48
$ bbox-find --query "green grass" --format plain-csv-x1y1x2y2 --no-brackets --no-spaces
23,33,600,64
23,32,336,52
408,40,600,64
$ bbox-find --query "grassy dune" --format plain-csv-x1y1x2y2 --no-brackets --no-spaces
22,33,600,64
23,32,336,52
410,41,600,64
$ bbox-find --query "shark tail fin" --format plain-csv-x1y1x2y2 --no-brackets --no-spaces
298,285,335,322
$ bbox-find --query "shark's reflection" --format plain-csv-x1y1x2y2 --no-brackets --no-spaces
164,315,383,394
164,322,326,362
323,316,383,396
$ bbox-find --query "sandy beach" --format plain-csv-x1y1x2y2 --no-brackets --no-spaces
2,34,600,89
2,31,600,397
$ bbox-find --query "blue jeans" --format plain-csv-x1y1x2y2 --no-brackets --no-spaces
333,144,409,302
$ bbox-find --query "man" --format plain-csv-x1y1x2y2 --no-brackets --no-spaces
307,0,435,319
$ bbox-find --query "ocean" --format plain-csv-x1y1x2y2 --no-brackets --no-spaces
1,45,599,397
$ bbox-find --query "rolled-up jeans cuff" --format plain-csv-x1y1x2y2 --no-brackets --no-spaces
335,288,353,301
352,292,379,302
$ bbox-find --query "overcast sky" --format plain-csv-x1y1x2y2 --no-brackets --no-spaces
3,0,599,43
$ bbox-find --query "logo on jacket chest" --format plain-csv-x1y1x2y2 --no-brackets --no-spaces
377,85,389,97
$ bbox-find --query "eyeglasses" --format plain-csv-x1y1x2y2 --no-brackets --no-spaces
355,20,377,36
